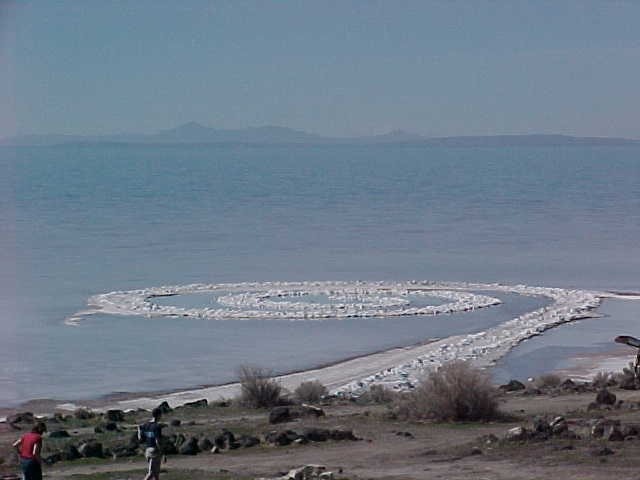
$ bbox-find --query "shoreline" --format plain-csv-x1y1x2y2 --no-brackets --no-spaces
3,283,638,420
0,335,443,417
0,336,444,420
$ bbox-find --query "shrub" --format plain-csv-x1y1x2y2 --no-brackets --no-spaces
534,373,563,390
73,408,95,420
358,384,398,404
592,371,614,389
397,360,499,421
294,380,328,404
237,365,284,409
612,361,639,389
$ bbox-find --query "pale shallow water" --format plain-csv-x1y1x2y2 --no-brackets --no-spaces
1,143,639,406
493,297,640,383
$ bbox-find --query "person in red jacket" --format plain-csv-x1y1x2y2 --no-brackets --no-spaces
13,422,46,480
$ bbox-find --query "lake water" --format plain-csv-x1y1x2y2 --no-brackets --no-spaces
1,143,639,406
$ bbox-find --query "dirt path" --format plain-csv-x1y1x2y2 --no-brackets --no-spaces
7,388,640,479
44,437,640,480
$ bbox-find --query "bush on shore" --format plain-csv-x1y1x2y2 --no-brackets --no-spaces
612,361,640,389
294,380,328,404
533,373,563,390
396,360,500,421
592,371,615,389
358,384,398,404
237,365,284,409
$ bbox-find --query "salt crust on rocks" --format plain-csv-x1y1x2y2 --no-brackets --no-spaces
68,281,502,323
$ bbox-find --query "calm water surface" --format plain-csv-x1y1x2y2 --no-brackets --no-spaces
1,144,639,406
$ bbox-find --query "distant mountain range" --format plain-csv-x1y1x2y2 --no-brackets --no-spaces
2,121,638,147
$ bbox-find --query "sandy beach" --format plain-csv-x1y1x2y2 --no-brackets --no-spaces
554,345,638,381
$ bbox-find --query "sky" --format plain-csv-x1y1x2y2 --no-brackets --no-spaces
1,0,639,139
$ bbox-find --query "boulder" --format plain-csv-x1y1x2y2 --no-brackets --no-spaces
170,419,181,427
52,413,67,423
236,434,260,448
505,426,528,442
591,446,615,456
8,412,35,424
48,430,70,438
329,429,358,441
560,378,589,392
63,444,81,461
183,399,208,408
264,430,300,446
619,375,638,390
532,417,551,435
283,465,327,480
604,424,625,442
214,429,238,450
111,445,138,459
43,452,63,465
179,437,200,455
74,409,95,420
159,437,178,455
78,441,103,458
105,410,125,422
300,404,325,418
587,402,602,411
551,420,569,437
302,427,330,442
269,406,292,424
596,388,617,406
172,433,186,447
499,380,526,392
103,422,119,432
156,401,173,414
591,418,621,438
198,438,213,451
478,434,499,445
283,466,306,480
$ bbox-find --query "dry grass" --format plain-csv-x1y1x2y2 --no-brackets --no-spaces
396,360,500,421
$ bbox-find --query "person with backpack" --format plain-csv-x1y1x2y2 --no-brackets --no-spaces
138,407,164,480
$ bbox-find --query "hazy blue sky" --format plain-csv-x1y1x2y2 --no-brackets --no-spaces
1,1,639,138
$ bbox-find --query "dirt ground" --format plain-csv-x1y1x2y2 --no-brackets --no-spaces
4,387,640,480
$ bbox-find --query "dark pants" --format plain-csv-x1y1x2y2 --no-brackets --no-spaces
20,458,42,480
